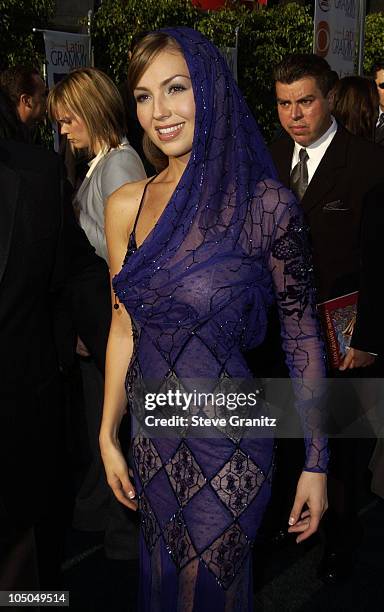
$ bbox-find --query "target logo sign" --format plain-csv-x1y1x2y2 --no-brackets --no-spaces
315,21,330,57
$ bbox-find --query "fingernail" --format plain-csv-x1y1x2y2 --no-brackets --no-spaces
288,516,295,525
128,491,135,499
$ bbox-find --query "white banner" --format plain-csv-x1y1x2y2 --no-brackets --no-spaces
313,0,359,77
43,30,91,89
43,30,91,150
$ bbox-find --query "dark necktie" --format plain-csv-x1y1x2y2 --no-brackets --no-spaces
376,113,384,143
290,148,309,201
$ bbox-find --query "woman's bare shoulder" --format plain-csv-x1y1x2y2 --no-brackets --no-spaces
107,176,157,234
107,175,153,211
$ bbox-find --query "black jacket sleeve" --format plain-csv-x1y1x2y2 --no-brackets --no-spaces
53,173,111,375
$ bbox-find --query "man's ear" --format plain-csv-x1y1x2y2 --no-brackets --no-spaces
19,93,33,109
326,86,336,108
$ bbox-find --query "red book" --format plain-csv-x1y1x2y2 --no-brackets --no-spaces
317,291,358,369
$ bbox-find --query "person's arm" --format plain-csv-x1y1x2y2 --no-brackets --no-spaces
52,170,111,374
99,186,137,510
259,179,328,542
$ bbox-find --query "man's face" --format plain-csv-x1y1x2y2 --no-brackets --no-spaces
275,77,332,147
374,68,384,112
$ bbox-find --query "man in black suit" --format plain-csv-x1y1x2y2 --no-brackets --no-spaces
0,92,111,589
270,54,384,581
372,61,384,146
271,53,384,357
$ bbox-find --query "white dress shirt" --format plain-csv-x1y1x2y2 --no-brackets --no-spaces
291,116,338,185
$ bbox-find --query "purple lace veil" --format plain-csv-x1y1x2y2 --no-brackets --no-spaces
119,26,279,284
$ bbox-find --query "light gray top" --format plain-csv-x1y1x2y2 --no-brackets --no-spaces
75,139,146,262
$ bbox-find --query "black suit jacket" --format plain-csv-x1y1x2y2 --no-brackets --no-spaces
353,181,384,354
0,140,111,524
270,125,384,354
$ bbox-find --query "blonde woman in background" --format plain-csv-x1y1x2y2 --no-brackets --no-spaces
48,67,146,263
48,68,146,560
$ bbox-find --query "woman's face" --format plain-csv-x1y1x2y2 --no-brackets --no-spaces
55,106,91,150
134,48,195,164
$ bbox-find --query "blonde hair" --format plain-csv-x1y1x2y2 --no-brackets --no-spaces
47,67,125,154
128,32,181,171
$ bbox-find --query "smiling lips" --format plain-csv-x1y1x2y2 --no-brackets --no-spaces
156,122,184,141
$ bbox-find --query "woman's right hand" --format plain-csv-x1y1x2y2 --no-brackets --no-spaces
100,437,138,510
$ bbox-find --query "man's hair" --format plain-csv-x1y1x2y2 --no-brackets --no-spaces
0,88,29,141
273,54,337,97
0,66,41,108
371,61,384,79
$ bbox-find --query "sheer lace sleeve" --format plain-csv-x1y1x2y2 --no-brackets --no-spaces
258,179,329,473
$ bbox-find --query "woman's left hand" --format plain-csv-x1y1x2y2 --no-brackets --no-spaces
287,471,328,543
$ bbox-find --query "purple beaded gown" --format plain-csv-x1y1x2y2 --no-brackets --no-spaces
113,28,327,612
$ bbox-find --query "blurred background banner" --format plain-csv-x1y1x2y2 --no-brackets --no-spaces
43,30,91,89
219,46,238,81
42,30,91,149
313,0,361,76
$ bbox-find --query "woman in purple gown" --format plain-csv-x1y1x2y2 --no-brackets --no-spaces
100,28,328,611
